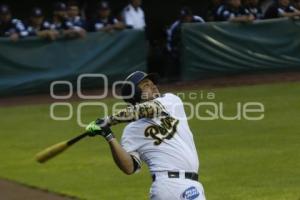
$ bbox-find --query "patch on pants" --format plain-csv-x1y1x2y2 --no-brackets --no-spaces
181,186,200,200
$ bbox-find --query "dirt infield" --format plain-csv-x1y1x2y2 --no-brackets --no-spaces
0,179,77,200
1,71,300,107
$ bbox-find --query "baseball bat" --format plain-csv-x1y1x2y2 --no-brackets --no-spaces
36,132,89,164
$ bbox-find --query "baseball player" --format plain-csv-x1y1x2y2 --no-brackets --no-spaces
243,0,263,20
122,0,146,30
86,71,206,200
89,1,125,32
50,2,85,38
264,0,300,19
26,7,59,40
0,4,28,40
215,0,255,22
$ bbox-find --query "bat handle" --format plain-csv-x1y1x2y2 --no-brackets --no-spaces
67,132,90,146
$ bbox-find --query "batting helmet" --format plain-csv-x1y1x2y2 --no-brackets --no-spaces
121,71,157,105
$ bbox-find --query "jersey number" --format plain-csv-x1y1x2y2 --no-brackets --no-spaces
144,117,179,145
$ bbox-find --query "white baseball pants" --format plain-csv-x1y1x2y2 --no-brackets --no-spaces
149,173,206,200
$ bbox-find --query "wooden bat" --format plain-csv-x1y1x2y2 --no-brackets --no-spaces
36,132,89,164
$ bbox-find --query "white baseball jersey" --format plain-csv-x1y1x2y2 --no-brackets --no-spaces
122,4,146,30
121,93,199,173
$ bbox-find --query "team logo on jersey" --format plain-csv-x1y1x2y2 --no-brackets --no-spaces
144,116,179,145
181,186,200,200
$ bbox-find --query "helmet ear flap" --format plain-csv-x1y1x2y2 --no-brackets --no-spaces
121,82,142,105
134,86,142,104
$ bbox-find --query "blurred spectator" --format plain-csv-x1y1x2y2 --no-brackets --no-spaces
0,4,28,41
167,7,205,53
260,0,274,14
264,0,300,18
243,0,263,19
89,1,125,32
207,0,223,21
166,7,205,80
26,7,59,40
51,2,85,38
51,2,70,30
122,0,146,29
67,2,86,29
216,0,255,22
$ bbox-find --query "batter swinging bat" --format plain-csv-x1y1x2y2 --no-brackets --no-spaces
35,132,89,164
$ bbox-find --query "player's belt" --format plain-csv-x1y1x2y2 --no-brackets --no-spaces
152,171,198,182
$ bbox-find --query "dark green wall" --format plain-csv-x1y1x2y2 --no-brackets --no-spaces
0,30,147,96
181,18,300,80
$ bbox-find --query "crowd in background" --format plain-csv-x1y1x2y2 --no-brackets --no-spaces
1,0,300,41
0,0,145,41
165,0,300,79
168,0,300,50
1,0,300,79
208,0,300,22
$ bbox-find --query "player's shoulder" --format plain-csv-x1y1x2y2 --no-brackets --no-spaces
11,18,21,23
216,4,225,15
157,93,182,102
288,5,297,11
124,121,137,130
193,15,205,23
123,120,147,136
154,93,183,110
168,20,180,33
43,21,51,27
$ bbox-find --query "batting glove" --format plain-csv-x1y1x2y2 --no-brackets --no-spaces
86,118,115,142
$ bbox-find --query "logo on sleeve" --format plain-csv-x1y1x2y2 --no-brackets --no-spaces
144,116,179,145
181,186,200,200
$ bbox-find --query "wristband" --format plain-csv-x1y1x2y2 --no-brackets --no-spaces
105,133,115,142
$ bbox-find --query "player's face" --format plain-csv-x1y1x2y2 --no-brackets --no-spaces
279,0,290,6
99,9,110,18
212,0,222,5
31,16,44,26
138,79,160,101
249,0,259,5
131,0,142,7
67,6,79,18
183,15,193,23
229,0,241,8
54,10,68,19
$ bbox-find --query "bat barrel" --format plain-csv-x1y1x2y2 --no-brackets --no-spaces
36,142,68,163
35,132,89,164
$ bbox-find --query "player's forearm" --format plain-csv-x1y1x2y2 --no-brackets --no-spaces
230,15,254,22
62,29,84,38
107,101,165,126
36,30,51,38
108,139,134,175
112,22,126,30
281,12,300,17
